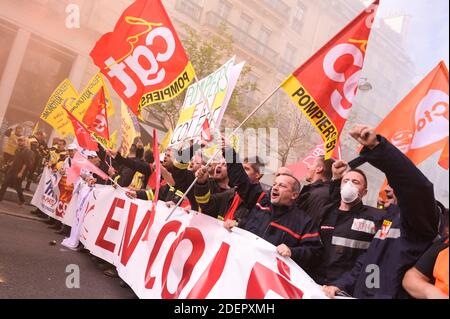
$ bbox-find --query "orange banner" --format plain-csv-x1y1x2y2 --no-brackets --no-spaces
90,0,195,116
376,61,449,168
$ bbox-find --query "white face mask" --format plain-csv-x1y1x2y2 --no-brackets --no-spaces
341,181,360,204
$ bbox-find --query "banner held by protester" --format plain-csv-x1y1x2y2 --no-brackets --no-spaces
39,79,78,137
169,57,244,146
78,187,327,299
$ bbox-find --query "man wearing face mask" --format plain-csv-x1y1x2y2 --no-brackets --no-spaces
321,125,440,299
310,154,384,286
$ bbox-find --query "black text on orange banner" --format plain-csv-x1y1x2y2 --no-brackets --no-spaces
282,76,338,159
138,62,195,111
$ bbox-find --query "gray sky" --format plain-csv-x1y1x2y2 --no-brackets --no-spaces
379,0,449,77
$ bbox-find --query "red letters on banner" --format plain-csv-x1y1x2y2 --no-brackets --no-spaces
246,260,304,299
120,203,152,267
94,198,307,298
95,197,125,252
144,220,182,289
161,227,205,299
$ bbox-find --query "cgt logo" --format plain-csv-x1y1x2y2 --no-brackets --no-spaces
93,108,108,133
104,18,176,99
323,41,366,120
411,89,449,149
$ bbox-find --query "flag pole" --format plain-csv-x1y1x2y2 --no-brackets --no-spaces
63,107,124,190
165,84,282,221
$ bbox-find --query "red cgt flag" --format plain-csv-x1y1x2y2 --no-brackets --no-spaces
90,0,195,116
375,61,449,169
282,1,378,159
65,108,98,152
82,86,110,141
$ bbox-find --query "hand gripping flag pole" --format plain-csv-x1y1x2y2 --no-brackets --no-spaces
164,84,282,221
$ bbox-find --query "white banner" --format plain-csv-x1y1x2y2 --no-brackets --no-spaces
32,168,78,226
169,57,245,146
31,167,60,218
78,187,327,299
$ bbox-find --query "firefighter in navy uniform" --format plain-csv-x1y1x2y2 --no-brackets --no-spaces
194,156,265,224
310,157,385,285
323,125,440,299
298,156,335,225
220,139,322,272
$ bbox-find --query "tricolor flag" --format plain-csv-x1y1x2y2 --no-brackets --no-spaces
281,1,378,159
90,0,196,116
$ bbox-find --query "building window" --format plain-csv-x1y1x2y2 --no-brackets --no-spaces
258,26,271,45
257,26,271,56
240,14,253,32
292,1,306,30
284,44,296,62
217,0,232,19
278,44,297,74
175,0,204,21
236,14,253,43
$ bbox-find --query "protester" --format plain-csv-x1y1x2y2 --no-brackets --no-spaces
322,125,440,299
132,146,200,210
221,138,322,271
49,138,67,166
188,153,204,172
298,156,335,224
50,143,77,235
0,136,33,206
108,143,140,187
402,237,449,299
194,154,265,223
25,131,45,191
2,125,24,164
310,157,384,285
194,164,248,223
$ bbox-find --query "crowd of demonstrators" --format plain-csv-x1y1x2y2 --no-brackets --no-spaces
194,154,265,224
100,127,447,298
1,120,448,299
320,125,447,299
